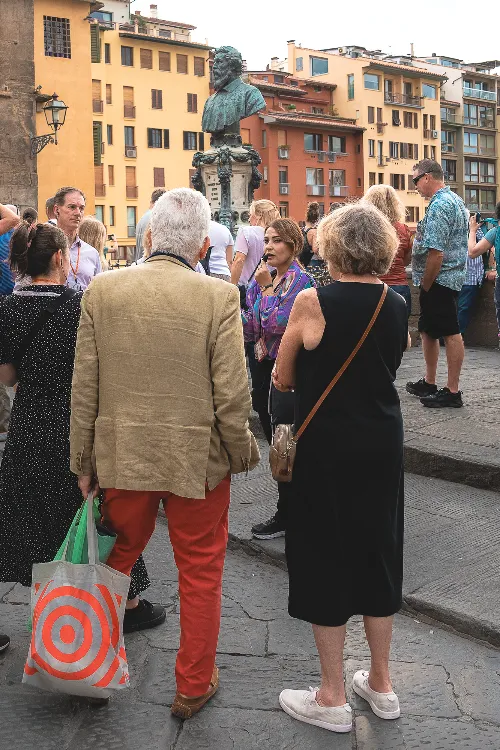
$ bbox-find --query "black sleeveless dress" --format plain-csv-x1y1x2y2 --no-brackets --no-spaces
285,282,408,626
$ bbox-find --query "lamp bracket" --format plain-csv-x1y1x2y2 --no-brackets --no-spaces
30,133,55,157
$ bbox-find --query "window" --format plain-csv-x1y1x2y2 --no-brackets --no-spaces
389,141,399,159
442,159,456,182
368,106,375,124
187,93,198,113
357,178,362,187
90,23,100,63
306,168,325,194
480,133,495,154
92,122,102,165
105,43,111,64
194,56,205,76
140,48,153,69
183,131,197,150
368,139,375,157
479,105,495,128
480,189,496,210
304,133,322,151
106,84,112,105
422,83,437,99
126,166,137,199
127,206,137,237
364,73,380,90
378,173,384,184
329,169,346,196
121,46,133,66
107,124,113,145
347,74,354,100
465,187,479,209
310,56,328,76
124,126,135,146
95,205,104,223
296,57,303,72
406,207,420,222
400,142,409,159
465,160,479,182
390,174,405,190
152,89,163,109
312,107,325,114
274,74,285,84
177,54,188,74
263,166,268,183
369,172,376,187
262,130,267,148
123,86,135,118
147,128,163,148
163,129,170,149
464,131,478,153
430,145,435,160
377,108,383,123
423,114,428,130
159,51,171,71
278,167,288,187
95,164,104,196
159,29,171,38
44,16,71,58
392,110,400,126
328,135,346,153
403,111,416,128
92,79,102,112
279,203,289,218
109,206,115,226
430,115,436,130
199,132,205,150
154,167,165,187
480,161,495,183
424,145,429,159
108,165,114,186
442,130,456,152
241,127,251,144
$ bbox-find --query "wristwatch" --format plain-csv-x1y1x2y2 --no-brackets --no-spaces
260,283,273,292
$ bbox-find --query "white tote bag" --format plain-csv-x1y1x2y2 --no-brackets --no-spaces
23,494,131,698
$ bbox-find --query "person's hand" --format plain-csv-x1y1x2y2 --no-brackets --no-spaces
78,474,100,499
469,214,479,233
272,365,293,392
254,261,273,289
486,270,497,282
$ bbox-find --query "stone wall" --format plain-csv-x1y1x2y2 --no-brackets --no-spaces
0,0,37,211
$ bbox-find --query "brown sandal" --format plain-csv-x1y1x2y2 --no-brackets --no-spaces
171,666,219,719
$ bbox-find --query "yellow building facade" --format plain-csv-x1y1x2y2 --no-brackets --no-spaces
283,43,447,225
90,16,211,260
34,0,96,218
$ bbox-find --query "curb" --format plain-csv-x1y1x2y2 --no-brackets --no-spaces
404,446,500,492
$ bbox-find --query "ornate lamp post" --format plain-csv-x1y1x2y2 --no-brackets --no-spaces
30,94,68,157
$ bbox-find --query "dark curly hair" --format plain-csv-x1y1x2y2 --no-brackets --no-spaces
266,219,304,258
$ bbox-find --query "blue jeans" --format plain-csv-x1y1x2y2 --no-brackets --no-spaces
390,285,412,317
457,284,480,334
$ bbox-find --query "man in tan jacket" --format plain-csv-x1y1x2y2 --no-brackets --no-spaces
70,188,259,717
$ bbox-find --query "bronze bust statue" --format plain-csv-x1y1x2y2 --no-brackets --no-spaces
202,46,265,145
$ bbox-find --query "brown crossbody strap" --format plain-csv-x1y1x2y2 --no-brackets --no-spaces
293,283,388,443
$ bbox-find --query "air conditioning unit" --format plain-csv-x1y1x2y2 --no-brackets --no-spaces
280,184,289,194
125,147,136,158
338,47,345,54
431,130,438,138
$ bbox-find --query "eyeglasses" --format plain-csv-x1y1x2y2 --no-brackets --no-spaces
413,172,429,186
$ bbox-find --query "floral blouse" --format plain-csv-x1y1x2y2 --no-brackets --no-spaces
242,260,316,360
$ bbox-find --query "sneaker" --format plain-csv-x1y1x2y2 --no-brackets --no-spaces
352,670,400,720
279,687,352,733
251,514,286,540
0,634,10,652
406,378,438,398
420,387,463,408
171,666,219,719
123,599,166,634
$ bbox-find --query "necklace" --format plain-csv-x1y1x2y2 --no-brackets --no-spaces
69,243,81,282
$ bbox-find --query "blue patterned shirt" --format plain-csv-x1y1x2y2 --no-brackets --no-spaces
412,187,469,291
464,229,485,286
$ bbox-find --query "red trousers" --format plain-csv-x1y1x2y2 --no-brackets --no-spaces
102,475,230,697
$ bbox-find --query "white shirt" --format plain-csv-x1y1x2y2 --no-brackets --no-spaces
208,220,233,276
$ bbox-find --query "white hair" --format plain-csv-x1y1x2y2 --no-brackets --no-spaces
150,188,211,265
5,204,18,214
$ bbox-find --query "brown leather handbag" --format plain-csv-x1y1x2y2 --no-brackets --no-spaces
269,284,388,482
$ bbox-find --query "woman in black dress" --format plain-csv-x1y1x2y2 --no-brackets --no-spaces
0,221,159,634
273,203,407,733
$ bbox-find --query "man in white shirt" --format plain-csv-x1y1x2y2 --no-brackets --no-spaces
207,219,233,280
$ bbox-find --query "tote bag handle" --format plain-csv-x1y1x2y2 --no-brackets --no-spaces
86,492,99,565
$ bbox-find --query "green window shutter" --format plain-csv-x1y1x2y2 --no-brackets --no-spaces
93,121,102,165
90,25,101,63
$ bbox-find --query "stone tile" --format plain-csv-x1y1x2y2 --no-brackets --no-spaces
3,583,30,605
0,582,15,599
449,665,500,725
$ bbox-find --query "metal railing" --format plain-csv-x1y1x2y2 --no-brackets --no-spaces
304,150,347,162
278,184,290,195
441,144,456,153
463,86,496,101
123,105,136,118
384,92,421,107
423,129,438,139
95,184,106,197
306,185,326,196
329,185,349,197
126,186,138,199
441,112,459,124
92,99,103,113
376,123,385,134
464,118,495,128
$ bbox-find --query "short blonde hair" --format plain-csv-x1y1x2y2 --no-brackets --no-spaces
362,184,405,225
250,199,280,227
79,216,108,270
317,202,398,276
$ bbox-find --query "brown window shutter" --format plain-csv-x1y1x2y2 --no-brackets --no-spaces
123,86,134,105
92,79,101,100
154,167,165,187
94,164,104,184
140,48,153,69
90,24,101,63
106,84,112,104
177,54,188,74
193,94,197,112
126,166,136,187
92,122,102,165
108,165,115,186
163,129,169,148
198,132,205,150
159,51,171,71
194,56,205,76
158,90,162,108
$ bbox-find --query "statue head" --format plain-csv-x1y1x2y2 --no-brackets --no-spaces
212,46,243,91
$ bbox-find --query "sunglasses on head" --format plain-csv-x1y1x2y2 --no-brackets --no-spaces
413,171,429,186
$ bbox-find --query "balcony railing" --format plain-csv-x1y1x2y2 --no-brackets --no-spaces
463,86,496,101
123,104,136,118
329,185,349,197
424,129,438,139
441,144,456,153
278,183,290,195
480,147,496,157
306,185,326,196
377,157,385,166
465,176,496,184
127,225,136,238
92,99,103,113
95,184,106,197
464,118,495,129
277,146,290,159
384,92,422,107
376,123,386,134
305,150,347,162
124,145,137,158
126,186,138,199
441,112,460,125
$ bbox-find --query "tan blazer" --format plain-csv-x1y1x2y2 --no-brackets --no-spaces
70,255,260,499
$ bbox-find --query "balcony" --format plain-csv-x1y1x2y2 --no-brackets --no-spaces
127,225,136,238
384,92,422,107
123,104,136,118
95,184,106,197
92,99,103,114
278,183,290,195
424,129,438,139
480,147,496,157
277,146,290,159
463,86,496,102
377,157,385,166
376,123,386,134
329,185,349,197
124,145,137,158
305,150,347,162
306,185,326,197
464,118,496,129
441,144,456,154
126,186,138,199
441,112,461,125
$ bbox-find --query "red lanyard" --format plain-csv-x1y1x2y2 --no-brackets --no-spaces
69,243,81,281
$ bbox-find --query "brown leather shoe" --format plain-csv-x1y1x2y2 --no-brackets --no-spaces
171,666,219,719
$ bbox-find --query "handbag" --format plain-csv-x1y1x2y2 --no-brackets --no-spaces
269,284,388,482
23,493,130,698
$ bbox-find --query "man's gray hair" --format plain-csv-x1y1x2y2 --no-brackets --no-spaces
413,159,443,181
150,188,211,265
215,46,243,76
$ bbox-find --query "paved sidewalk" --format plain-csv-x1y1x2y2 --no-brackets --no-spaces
2,520,500,749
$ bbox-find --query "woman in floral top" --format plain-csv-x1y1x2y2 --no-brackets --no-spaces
243,219,316,540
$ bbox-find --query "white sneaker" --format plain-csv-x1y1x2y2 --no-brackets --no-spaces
279,687,352,733
352,670,400,719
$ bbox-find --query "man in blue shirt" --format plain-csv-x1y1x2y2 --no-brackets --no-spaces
406,160,469,408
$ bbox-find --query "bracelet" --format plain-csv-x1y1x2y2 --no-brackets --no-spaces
260,283,273,292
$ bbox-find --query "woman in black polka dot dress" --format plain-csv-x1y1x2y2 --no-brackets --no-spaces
0,221,150,606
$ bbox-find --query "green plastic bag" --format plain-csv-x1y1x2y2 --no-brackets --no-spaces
54,497,117,565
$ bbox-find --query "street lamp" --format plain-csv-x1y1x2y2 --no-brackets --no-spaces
30,93,69,157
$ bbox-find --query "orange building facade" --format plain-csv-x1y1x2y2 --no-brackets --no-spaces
240,72,365,222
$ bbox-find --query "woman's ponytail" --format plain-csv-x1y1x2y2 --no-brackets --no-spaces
9,222,67,278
